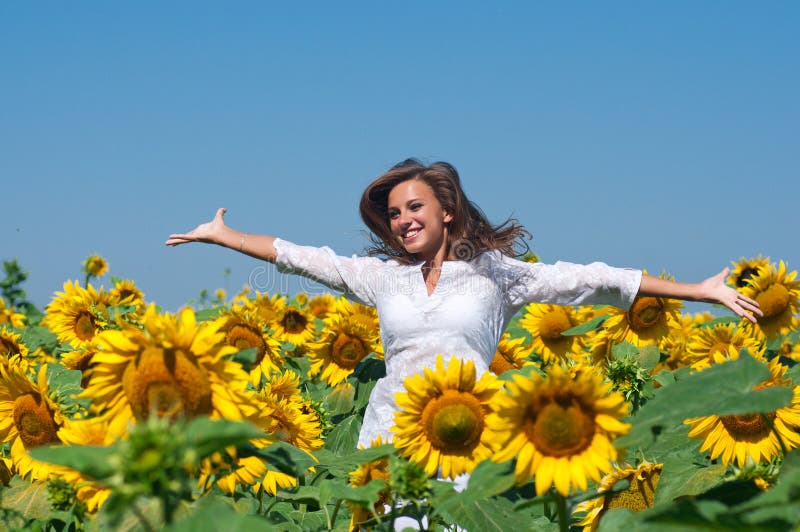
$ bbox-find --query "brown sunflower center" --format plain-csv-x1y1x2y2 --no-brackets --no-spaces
719,412,776,442
73,311,97,341
755,284,790,320
538,309,572,340
736,267,760,288
627,297,664,332
122,346,212,421
525,399,595,457
604,468,662,512
490,351,515,375
0,337,22,356
422,390,484,451
227,324,268,364
13,393,60,449
332,333,367,369
282,309,308,334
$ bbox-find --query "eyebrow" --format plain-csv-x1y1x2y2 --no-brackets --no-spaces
387,198,424,210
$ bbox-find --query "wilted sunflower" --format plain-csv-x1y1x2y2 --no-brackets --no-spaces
602,273,683,348
348,435,391,531
82,305,257,437
392,355,502,480
574,462,662,531
729,256,772,289
488,364,631,496
657,312,698,371
684,323,765,370
519,303,580,364
306,300,382,386
489,333,535,375
740,261,800,340
685,357,800,467
83,255,108,278
0,361,69,480
220,307,283,387
262,369,303,402
43,281,112,347
0,298,26,328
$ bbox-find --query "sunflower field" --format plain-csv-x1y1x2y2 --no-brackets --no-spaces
1,254,800,531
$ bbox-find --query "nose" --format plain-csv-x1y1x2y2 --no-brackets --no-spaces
396,210,412,227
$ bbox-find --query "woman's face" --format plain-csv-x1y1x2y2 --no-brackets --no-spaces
387,179,453,262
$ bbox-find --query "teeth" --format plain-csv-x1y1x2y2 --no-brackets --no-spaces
404,229,420,238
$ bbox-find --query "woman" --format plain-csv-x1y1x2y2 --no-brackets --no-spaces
166,158,761,446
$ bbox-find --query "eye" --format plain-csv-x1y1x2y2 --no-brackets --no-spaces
388,210,399,219
410,203,422,211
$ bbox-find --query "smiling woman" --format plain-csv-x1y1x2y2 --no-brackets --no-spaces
165,158,762,459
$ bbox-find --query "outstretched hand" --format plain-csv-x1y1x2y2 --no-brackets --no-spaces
699,267,763,323
166,208,229,247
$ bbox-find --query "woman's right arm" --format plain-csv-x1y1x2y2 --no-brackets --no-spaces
165,208,278,262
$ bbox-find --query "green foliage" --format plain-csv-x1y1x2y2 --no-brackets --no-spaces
562,313,609,336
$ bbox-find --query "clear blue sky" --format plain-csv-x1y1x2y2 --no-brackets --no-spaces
3,1,798,314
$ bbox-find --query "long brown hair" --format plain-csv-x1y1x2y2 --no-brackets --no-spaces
359,159,531,264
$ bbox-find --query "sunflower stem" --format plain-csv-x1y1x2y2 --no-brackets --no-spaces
330,499,343,529
554,491,569,532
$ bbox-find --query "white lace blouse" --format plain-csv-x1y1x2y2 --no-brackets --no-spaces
273,238,643,447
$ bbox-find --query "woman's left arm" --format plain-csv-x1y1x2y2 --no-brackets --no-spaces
638,268,763,323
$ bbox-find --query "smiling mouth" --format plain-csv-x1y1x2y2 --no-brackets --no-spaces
402,228,421,242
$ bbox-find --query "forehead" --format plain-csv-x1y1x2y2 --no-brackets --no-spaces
387,179,437,207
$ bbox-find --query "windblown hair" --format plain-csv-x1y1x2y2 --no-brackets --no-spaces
359,159,531,264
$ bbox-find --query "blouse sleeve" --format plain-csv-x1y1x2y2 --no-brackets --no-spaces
272,238,383,307
495,253,643,310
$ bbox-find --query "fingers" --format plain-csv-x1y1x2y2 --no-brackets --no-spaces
215,208,227,221
165,233,196,246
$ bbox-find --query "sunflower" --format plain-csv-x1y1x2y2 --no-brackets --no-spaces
42,281,112,348
602,273,683,348
81,305,257,437
246,292,287,328
348,435,391,531
83,255,108,277
306,301,382,386
109,279,145,309
262,370,303,402
729,256,772,289
392,355,502,480
519,303,581,364
220,307,283,387
487,364,631,495
57,417,113,512
0,330,28,360
684,323,765,370
210,388,322,496
657,312,697,371
740,261,800,340
0,298,26,328
0,361,70,480
308,293,337,319
489,333,535,375
574,462,662,531
686,357,800,467
272,304,317,349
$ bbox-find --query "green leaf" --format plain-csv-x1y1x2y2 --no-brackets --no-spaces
654,455,727,505
276,485,322,505
1,476,56,520
436,493,553,531
256,441,318,477
232,347,257,370
612,341,639,360
617,353,793,448
184,417,264,459
460,459,516,500
638,344,661,371
30,444,118,480
19,325,59,352
195,307,223,321
105,304,138,320
694,315,742,328
321,478,385,506
324,382,355,415
323,415,361,455
562,314,609,336
165,498,274,531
